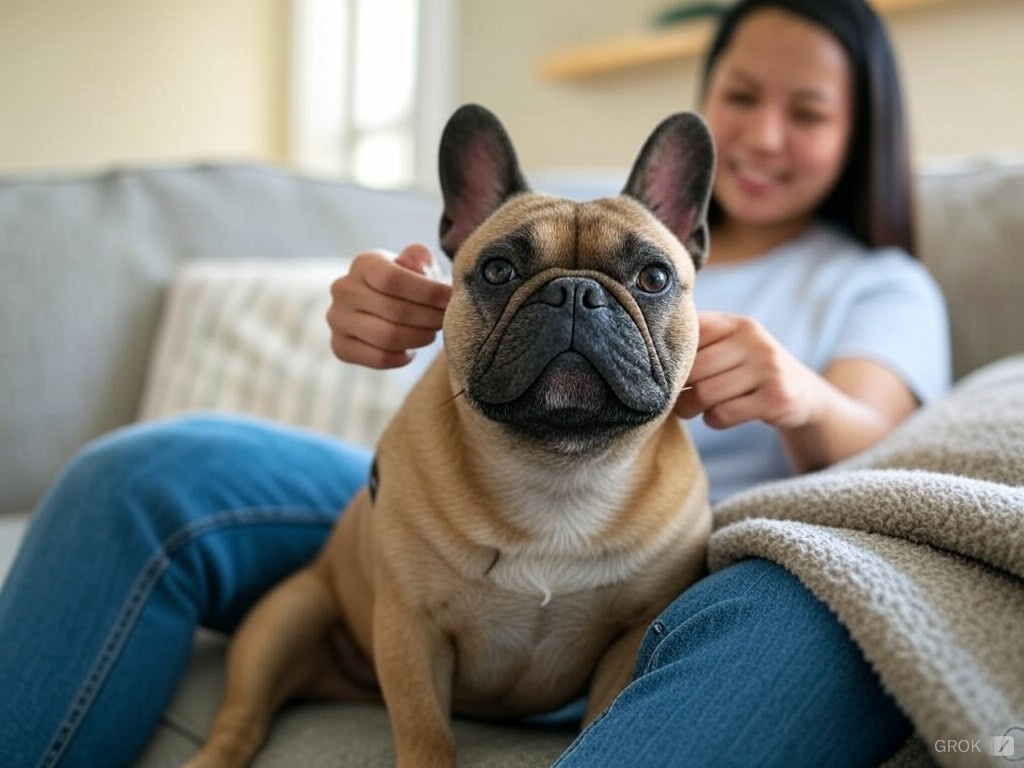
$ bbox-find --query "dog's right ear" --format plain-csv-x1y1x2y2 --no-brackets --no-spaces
438,104,529,259
622,112,716,270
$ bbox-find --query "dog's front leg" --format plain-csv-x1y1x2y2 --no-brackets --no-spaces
185,567,343,768
373,579,457,768
582,623,648,726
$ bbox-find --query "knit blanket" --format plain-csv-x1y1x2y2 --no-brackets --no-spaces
708,355,1024,768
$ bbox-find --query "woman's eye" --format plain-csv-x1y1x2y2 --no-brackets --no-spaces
791,109,829,126
725,90,756,107
637,264,671,294
482,258,516,285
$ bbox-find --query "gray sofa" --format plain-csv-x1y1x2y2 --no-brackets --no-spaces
1,156,1022,766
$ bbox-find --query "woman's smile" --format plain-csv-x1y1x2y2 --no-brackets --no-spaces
726,157,791,196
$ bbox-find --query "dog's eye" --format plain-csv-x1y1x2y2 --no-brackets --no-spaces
637,264,671,294
482,258,517,285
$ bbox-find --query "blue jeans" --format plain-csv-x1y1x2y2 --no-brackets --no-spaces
554,560,911,768
0,415,910,767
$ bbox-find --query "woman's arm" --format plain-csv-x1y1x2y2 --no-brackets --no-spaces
776,356,917,473
674,312,917,474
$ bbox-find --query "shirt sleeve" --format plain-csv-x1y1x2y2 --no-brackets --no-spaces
830,250,951,404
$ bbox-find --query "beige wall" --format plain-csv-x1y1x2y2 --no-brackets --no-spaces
458,0,1024,173
0,0,287,174
0,0,1021,176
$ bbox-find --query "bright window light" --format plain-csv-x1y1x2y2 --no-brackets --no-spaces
352,129,415,188
289,0,450,189
353,0,418,131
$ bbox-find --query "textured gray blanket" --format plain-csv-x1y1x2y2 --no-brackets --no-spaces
708,355,1024,768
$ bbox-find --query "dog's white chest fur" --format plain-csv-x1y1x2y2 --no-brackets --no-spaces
479,456,641,604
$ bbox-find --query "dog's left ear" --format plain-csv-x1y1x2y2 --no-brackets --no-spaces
622,112,716,269
438,104,530,259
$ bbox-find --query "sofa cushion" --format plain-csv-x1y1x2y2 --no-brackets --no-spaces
135,630,576,767
138,258,442,447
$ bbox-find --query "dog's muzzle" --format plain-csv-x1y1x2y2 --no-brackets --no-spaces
468,273,671,431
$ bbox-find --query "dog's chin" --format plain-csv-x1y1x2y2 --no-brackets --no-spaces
469,352,667,455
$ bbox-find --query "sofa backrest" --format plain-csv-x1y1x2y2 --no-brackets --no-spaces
1,158,1022,514
916,156,1024,381
0,164,438,514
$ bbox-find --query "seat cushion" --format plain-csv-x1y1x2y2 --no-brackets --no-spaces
136,631,577,767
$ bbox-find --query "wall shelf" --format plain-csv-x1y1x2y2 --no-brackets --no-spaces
537,0,962,80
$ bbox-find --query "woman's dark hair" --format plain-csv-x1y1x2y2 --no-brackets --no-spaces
700,0,916,255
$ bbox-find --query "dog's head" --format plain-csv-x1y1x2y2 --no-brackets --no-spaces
438,104,715,456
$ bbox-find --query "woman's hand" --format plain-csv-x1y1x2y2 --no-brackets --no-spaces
675,311,917,472
327,244,451,370
674,312,821,430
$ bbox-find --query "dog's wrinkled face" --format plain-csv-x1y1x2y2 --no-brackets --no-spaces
438,105,716,455
445,195,697,452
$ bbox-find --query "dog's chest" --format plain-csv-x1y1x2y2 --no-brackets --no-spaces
479,462,640,602
446,589,620,714
439,470,663,711
483,542,643,606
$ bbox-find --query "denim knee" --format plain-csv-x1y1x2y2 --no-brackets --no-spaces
626,558,912,768
636,558,801,675
44,415,257,537
48,414,366,537
24,414,364,631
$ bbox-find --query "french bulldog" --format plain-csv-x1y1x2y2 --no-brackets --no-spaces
187,103,715,768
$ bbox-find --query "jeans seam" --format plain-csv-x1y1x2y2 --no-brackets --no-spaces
38,505,335,768
552,705,614,768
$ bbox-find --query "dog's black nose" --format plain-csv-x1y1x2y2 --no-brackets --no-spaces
536,277,609,311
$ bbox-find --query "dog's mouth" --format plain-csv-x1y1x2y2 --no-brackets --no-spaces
477,348,650,418
530,351,609,411
470,352,664,451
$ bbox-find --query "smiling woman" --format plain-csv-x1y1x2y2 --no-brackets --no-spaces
698,0,915,260
700,9,854,261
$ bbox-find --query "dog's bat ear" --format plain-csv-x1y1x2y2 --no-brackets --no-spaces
438,104,529,259
622,112,716,270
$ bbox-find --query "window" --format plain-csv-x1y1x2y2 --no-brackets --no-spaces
289,0,454,189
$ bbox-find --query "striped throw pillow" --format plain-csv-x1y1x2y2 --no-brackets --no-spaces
138,259,442,447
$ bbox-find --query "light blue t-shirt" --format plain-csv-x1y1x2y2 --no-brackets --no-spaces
690,223,951,503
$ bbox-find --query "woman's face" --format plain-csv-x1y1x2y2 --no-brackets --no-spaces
702,8,854,231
